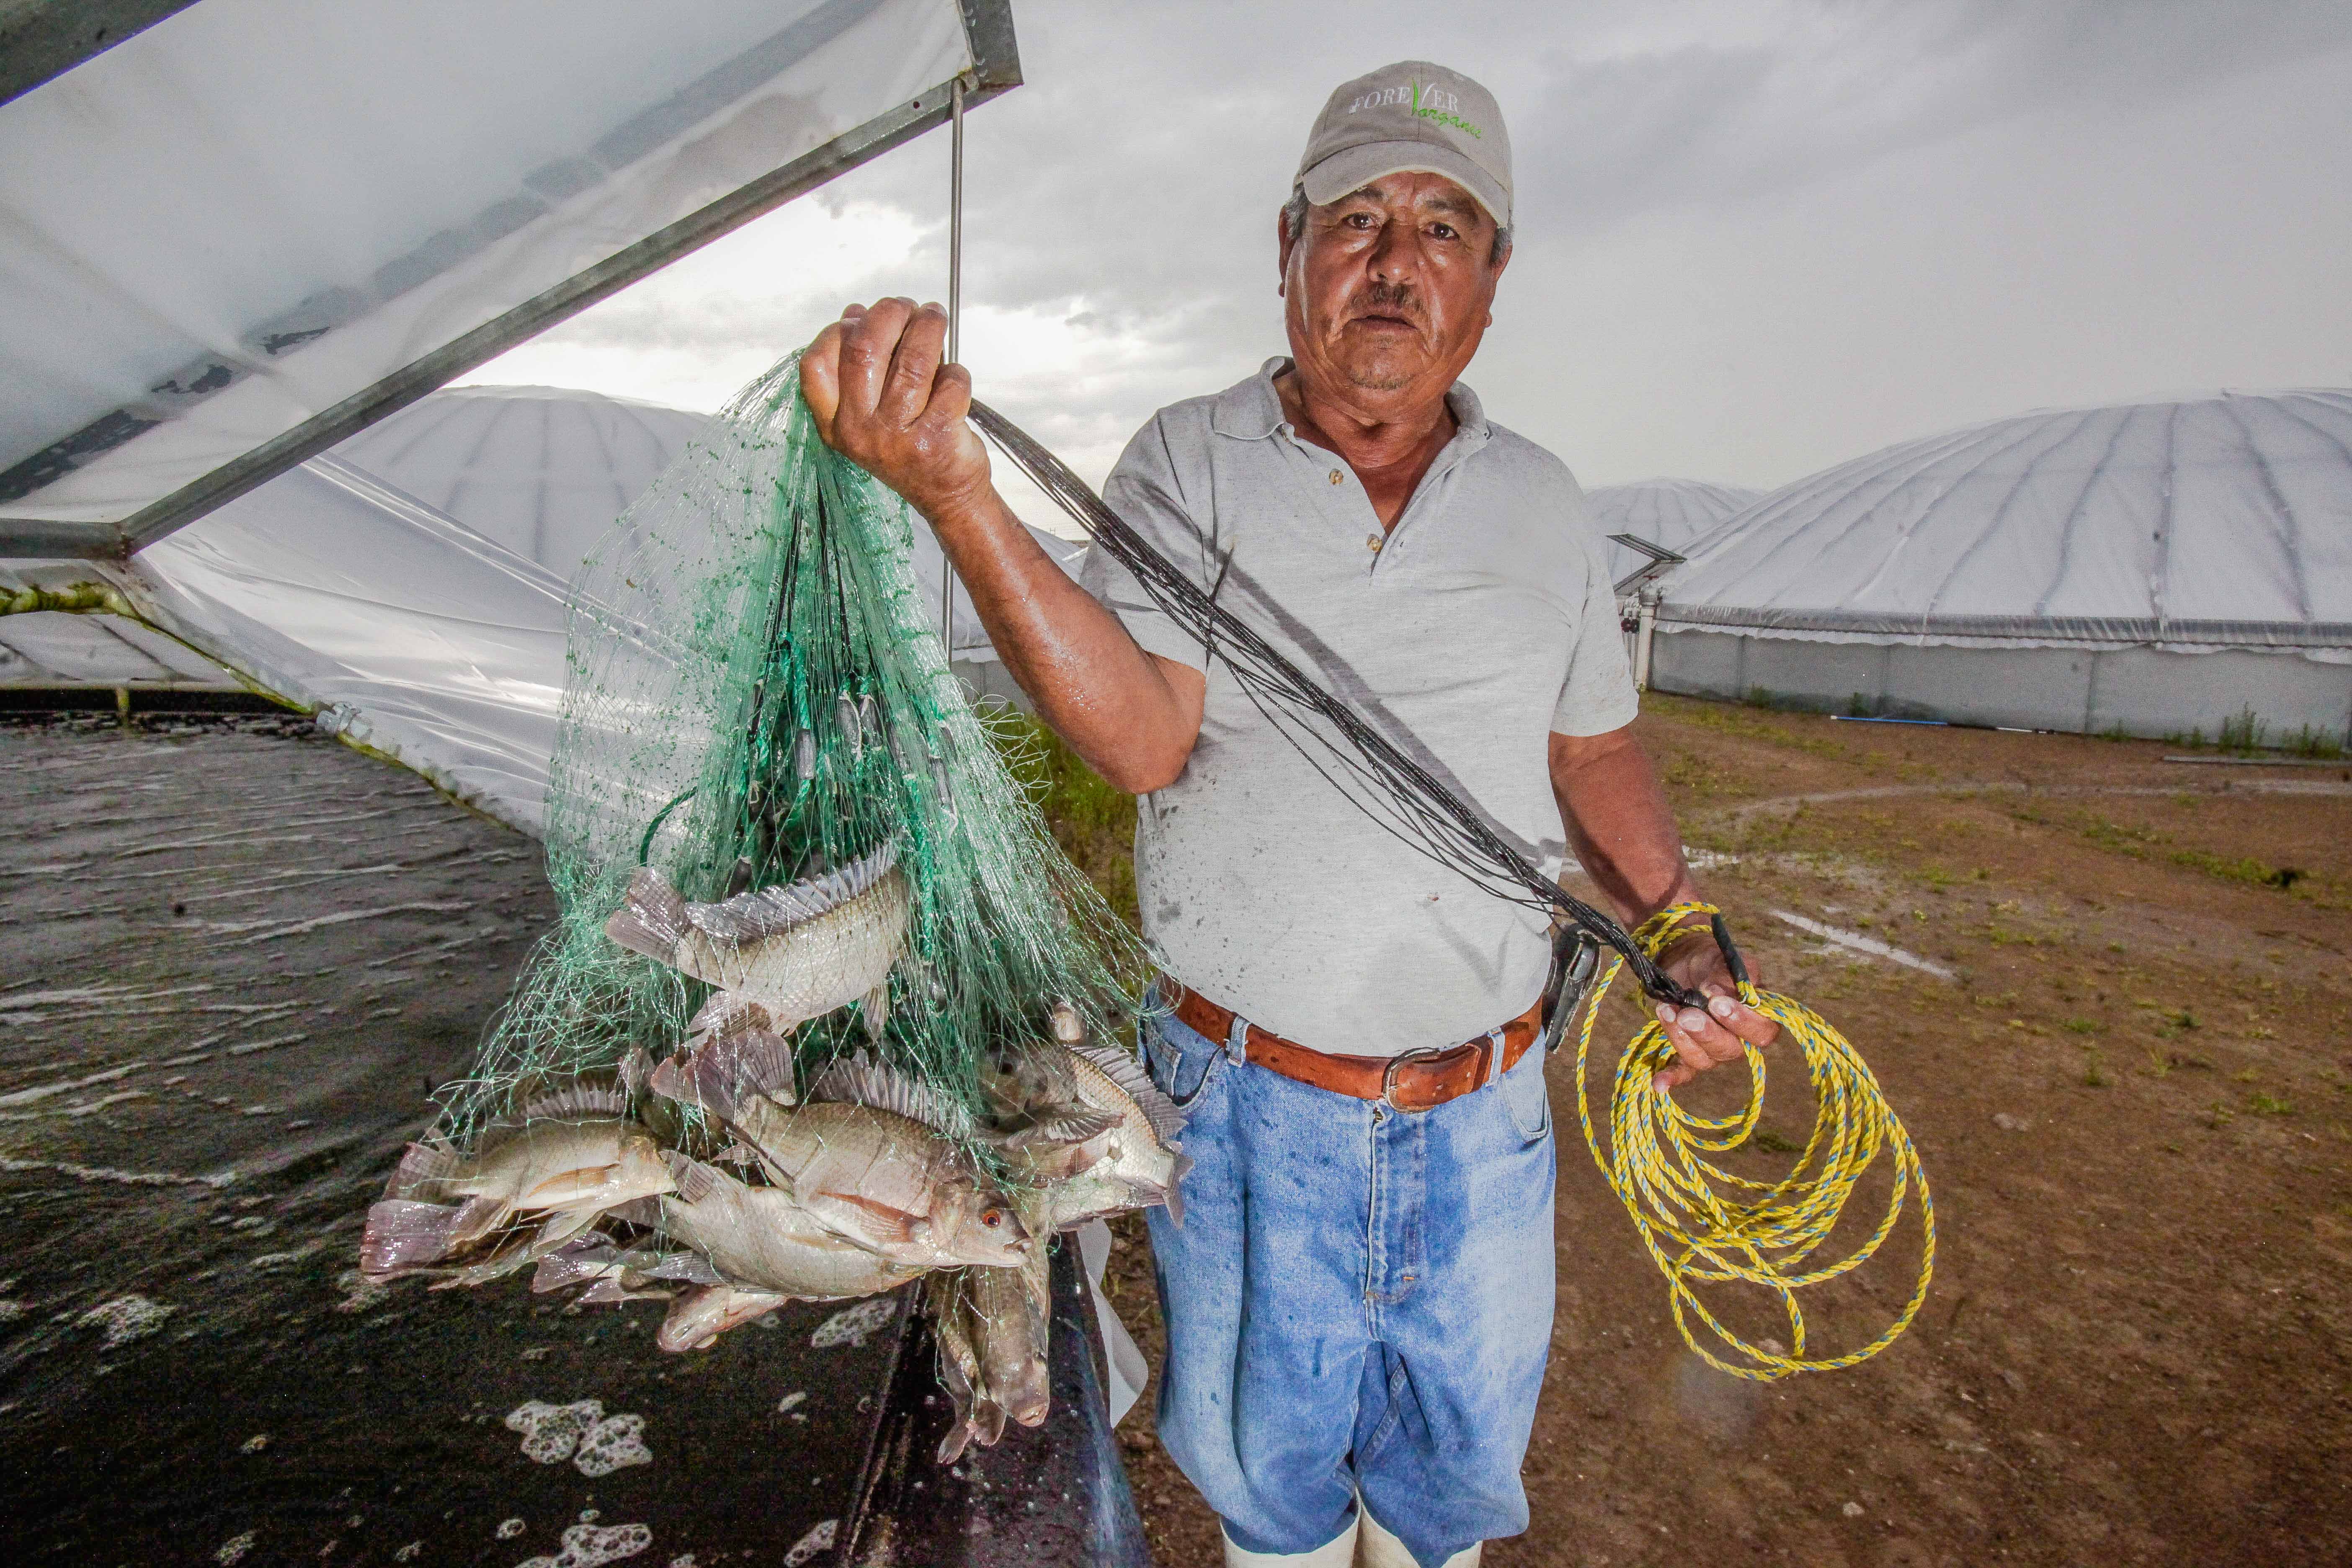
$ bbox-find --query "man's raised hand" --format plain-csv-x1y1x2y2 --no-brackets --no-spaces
800,299,991,523
1648,936,1779,1091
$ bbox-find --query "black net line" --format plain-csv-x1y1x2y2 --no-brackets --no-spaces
967,400,1704,1007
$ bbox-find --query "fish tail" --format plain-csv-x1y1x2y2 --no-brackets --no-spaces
362,1197,489,1276
605,866,689,959
660,1148,727,1204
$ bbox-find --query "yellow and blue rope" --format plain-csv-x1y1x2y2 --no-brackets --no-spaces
1571,903,1935,1381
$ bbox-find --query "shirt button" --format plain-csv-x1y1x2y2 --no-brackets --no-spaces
1328,469,1344,485
1366,533,1383,553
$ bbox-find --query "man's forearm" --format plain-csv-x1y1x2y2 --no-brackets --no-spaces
1548,727,1698,928
929,485,1202,793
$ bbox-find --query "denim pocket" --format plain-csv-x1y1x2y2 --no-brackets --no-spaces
1499,1050,1552,1145
1143,1012,1222,1110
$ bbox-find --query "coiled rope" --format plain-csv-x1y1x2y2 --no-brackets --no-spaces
1570,903,1936,1380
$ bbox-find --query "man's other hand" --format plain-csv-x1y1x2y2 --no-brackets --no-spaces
800,299,991,521
1648,931,1779,1091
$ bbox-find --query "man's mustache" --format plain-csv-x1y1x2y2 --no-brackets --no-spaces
1345,281,1424,325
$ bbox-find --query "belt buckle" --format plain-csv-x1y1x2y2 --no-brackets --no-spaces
1380,1047,1449,1114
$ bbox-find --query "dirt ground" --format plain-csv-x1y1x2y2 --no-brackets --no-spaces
1078,696,2352,1568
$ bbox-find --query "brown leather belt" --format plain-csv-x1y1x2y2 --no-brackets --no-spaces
1161,978,1543,1114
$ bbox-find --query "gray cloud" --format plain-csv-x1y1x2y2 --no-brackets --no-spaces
508,0,2352,493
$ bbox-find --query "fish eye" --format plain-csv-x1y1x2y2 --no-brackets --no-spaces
980,1208,1005,1228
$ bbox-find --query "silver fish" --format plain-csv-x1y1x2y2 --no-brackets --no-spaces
530,1228,727,1303
928,1237,1052,1461
655,1040,1030,1270
658,1283,792,1351
652,1150,930,1302
1037,1044,1191,1231
605,841,907,1036
361,1086,674,1278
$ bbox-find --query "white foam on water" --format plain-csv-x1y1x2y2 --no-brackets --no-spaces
0,1155,236,1189
810,1299,895,1349
517,1522,655,1568
81,1295,174,1347
505,1399,603,1465
214,1531,255,1565
573,1412,651,1478
499,1519,527,1540
783,1520,838,1567
776,1390,807,1413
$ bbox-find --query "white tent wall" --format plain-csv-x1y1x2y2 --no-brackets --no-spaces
1586,477,1764,584
1652,631,2352,743
0,0,1016,558
1651,389,2352,744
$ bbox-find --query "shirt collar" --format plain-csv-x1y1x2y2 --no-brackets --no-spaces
1210,356,1493,451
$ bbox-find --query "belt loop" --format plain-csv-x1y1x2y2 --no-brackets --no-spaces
1225,1012,1251,1066
1482,1026,1506,1088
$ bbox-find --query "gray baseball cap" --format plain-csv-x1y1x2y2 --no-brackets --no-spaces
1295,61,1513,229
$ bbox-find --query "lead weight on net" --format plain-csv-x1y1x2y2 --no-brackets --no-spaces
929,755,957,823
794,728,817,781
836,693,862,759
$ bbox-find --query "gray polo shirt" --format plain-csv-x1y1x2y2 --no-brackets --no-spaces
1078,358,1638,1059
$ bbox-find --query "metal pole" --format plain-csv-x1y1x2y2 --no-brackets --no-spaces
941,75,965,655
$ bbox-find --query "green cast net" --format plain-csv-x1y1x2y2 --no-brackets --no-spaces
436,350,1148,1144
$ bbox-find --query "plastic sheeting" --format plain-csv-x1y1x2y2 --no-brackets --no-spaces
0,0,979,547
1659,388,2352,659
1585,477,1763,583
1,386,1082,833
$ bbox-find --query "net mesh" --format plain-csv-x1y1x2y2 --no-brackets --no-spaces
434,351,1148,1145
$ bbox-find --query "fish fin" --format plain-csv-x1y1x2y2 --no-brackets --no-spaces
514,1083,630,1123
936,1424,973,1465
645,1050,716,1115
682,841,898,942
807,1047,957,1135
387,1139,461,1200
532,1208,603,1252
640,1249,727,1286
579,1276,671,1305
714,1142,762,1168
973,1399,1008,1447
362,1198,480,1276
686,989,772,1040
618,1047,658,1100
830,1192,926,1246
660,1149,732,1205
531,1238,620,1293
1001,1108,1119,1149
603,1196,662,1229
860,980,889,1043
695,1024,800,1107
1162,1174,1184,1230
606,865,689,959
1073,1043,1188,1142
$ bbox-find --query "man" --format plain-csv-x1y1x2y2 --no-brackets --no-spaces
802,59,1775,1568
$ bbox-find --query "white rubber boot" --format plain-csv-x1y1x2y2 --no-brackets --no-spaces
1221,1516,1360,1567
1355,1504,1481,1568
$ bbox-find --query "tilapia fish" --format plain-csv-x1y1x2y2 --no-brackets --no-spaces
657,1284,794,1351
361,1086,675,1279
530,1228,726,1305
995,1034,1190,1232
605,842,908,1037
653,1037,1030,1271
650,1149,928,1306
928,1234,1053,1462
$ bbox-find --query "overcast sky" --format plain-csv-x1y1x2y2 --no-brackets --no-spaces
466,0,2352,510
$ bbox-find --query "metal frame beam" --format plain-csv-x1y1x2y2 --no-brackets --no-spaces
0,0,1021,562
0,0,199,108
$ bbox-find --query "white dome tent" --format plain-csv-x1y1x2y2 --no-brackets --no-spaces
1585,477,1764,585
1650,389,2352,744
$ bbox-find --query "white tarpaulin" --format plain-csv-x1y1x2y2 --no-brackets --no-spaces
1650,388,2352,739
0,0,1012,556
1584,477,1763,584
3,386,1082,833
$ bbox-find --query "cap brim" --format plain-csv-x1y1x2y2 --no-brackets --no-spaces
1298,140,1510,230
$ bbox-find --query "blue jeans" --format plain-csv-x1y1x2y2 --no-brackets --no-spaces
1142,996,1558,1567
